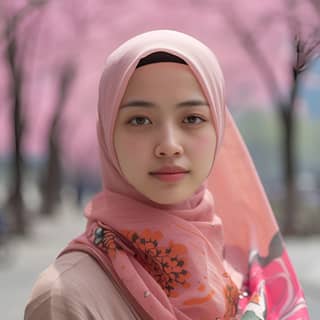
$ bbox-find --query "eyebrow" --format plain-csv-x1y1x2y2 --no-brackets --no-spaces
120,99,209,109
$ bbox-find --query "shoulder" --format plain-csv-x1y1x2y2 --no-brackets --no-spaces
24,251,137,320
24,251,97,319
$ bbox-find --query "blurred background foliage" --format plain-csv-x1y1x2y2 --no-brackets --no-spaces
0,0,319,238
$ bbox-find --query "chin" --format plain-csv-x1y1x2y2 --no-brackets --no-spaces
147,192,192,206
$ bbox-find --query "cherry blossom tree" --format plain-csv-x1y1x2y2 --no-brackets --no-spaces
214,0,320,234
1,0,319,234
0,0,48,234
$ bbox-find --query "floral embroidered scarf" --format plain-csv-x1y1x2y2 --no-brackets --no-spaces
60,30,309,319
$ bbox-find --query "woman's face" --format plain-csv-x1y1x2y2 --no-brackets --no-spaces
114,62,216,204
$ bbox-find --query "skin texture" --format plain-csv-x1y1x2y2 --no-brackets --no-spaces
113,62,216,204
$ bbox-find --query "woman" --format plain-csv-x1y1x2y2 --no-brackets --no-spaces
24,30,309,319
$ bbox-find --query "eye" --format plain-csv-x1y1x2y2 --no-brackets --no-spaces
127,116,152,126
182,115,206,125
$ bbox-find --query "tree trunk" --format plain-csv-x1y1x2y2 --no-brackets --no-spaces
5,28,27,235
40,135,62,215
280,70,299,235
40,62,76,215
280,106,297,234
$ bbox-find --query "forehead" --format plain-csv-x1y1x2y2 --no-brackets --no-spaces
121,62,206,100
130,62,194,82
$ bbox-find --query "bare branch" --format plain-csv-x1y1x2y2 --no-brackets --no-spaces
308,0,320,17
216,2,285,107
292,30,320,76
1,0,48,45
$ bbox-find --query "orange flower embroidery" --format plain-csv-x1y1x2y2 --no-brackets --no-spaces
249,292,260,305
92,226,120,258
183,290,215,306
123,229,191,298
222,272,239,319
92,226,190,298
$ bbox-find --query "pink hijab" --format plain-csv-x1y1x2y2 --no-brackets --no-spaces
60,30,309,319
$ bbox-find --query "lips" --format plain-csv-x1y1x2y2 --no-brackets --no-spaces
149,165,189,175
149,166,190,183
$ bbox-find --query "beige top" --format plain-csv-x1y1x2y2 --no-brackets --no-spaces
24,251,141,320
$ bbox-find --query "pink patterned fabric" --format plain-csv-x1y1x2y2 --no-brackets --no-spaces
238,234,308,319
60,30,309,319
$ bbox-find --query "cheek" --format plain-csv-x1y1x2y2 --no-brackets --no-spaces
188,131,216,159
115,132,151,167
121,134,149,153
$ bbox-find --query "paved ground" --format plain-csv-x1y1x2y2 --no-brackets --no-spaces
0,202,319,320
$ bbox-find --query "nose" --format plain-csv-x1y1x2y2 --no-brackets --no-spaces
154,125,184,158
